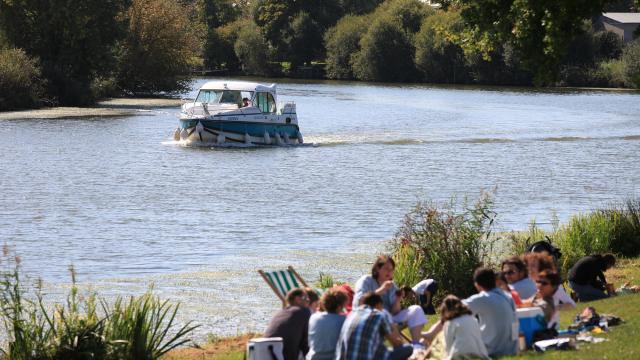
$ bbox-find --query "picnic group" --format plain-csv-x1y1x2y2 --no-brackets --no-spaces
259,249,619,360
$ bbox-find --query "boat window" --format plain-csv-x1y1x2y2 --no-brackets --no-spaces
255,92,276,113
195,90,221,103
219,90,242,105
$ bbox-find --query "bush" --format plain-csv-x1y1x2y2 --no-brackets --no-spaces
205,21,242,71
374,0,433,34
116,0,202,95
414,10,470,83
0,48,44,110
0,251,197,360
389,192,497,303
324,15,368,79
622,38,640,88
234,20,271,76
352,17,416,82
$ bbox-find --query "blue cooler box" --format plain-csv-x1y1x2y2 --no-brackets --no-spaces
517,307,546,347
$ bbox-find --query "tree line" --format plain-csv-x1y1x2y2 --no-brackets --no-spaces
1,0,639,111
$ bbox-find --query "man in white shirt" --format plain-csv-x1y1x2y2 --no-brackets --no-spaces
463,267,518,357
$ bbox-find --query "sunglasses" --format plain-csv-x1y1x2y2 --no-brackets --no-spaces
503,270,517,275
536,280,551,286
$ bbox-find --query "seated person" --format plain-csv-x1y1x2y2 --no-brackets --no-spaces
463,268,518,357
496,271,522,306
336,292,413,360
307,288,348,360
568,253,616,301
242,97,251,107
264,288,313,360
523,271,560,327
424,295,489,360
501,256,537,299
305,287,320,313
526,252,576,326
352,255,427,347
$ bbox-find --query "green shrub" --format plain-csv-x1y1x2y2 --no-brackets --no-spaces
352,16,416,82
622,38,640,88
0,251,197,360
324,15,368,79
0,48,44,110
234,20,271,76
116,0,202,95
389,192,497,303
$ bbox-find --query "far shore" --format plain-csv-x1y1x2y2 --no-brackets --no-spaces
0,98,185,120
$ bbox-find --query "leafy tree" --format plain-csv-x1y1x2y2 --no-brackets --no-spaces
0,0,126,105
325,15,369,79
206,21,242,71
202,0,246,69
287,11,324,67
202,0,243,29
456,0,615,85
234,20,271,76
352,16,416,82
254,0,342,63
414,10,470,83
0,48,44,110
116,0,202,94
375,0,434,34
622,38,640,88
341,0,384,15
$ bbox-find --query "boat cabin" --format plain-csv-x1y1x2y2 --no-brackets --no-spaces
195,81,277,113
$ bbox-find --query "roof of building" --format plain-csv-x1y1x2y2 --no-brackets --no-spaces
200,81,276,93
602,12,640,24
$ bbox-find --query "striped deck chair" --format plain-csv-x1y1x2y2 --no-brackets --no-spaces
258,266,309,308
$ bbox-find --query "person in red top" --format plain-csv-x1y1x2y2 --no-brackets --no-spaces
496,272,522,306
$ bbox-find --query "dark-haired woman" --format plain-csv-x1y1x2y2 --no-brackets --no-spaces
428,295,489,360
352,255,427,346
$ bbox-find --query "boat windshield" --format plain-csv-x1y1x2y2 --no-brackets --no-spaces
196,90,254,106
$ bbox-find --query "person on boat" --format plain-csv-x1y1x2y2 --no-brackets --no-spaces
568,254,616,301
307,287,348,360
524,252,576,328
264,288,314,360
242,97,250,107
336,292,413,360
352,255,428,348
462,267,518,357
501,256,537,300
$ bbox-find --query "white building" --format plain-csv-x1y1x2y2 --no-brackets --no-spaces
600,12,640,43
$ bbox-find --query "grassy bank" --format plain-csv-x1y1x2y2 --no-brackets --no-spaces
163,258,640,360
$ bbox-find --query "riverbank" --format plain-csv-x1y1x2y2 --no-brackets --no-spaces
0,98,184,120
162,258,640,360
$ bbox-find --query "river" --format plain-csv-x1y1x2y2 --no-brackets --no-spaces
0,78,639,336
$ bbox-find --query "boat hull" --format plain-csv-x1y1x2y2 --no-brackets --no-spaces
177,119,302,145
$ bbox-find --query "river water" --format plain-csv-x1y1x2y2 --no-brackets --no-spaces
0,79,639,336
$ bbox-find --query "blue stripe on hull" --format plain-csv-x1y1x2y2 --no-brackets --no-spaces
180,120,299,138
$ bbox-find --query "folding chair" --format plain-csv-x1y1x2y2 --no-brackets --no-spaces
258,266,309,308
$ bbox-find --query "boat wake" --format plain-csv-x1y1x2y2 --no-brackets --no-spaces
161,140,317,148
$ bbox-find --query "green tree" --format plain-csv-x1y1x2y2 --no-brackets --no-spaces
254,0,342,63
456,0,615,84
287,11,324,67
622,38,640,88
202,0,245,69
352,16,416,82
234,20,271,76
375,0,433,34
414,10,469,83
0,48,44,110
0,0,126,105
116,0,202,94
341,0,384,14
324,15,369,79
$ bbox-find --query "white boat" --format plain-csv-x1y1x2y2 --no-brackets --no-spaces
175,81,303,146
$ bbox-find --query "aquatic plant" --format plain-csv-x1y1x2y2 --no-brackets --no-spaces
0,248,198,360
